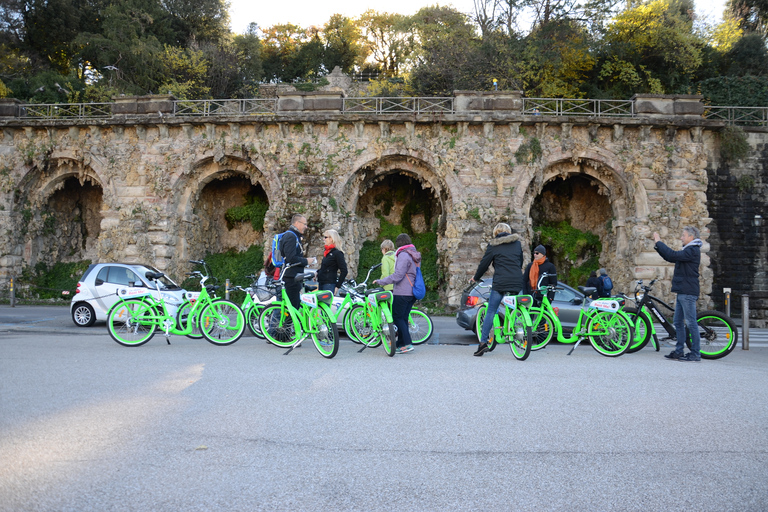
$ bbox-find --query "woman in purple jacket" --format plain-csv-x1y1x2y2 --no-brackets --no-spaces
374,233,422,354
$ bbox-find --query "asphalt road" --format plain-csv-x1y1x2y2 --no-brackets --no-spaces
1,306,767,511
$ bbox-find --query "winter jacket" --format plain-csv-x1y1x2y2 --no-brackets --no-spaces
317,248,348,288
280,227,307,280
380,250,396,292
654,239,702,296
522,258,557,303
472,233,524,293
377,245,422,296
585,275,602,300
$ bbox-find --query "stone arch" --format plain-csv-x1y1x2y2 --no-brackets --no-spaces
168,155,281,270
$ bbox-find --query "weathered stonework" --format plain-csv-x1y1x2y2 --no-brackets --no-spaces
0,92,744,313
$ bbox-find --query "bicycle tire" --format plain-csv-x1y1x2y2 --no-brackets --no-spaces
246,303,266,339
176,302,203,339
475,305,498,351
690,310,738,359
529,307,556,350
383,322,396,357
587,311,632,357
199,300,245,345
509,308,532,361
624,307,652,353
310,307,339,358
347,305,380,347
259,304,300,347
408,309,433,345
107,299,156,346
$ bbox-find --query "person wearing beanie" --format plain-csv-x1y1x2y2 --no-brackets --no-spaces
522,244,557,306
470,222,524,357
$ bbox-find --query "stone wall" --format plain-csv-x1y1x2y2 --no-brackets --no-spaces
0,93,739,315
706,129,768,326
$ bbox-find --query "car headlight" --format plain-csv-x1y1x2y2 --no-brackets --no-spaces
162,293,181,305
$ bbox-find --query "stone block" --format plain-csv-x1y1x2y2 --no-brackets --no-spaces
673,95,705,115
632,94,674,116
112,96,139,114
137,94,175,115
633,266,658,279
0,99,23,117
278,94,304,111
634,252,666,265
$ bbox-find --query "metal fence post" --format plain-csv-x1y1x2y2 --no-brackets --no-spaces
10,276,15,307
225,279,230,301
723,288,731,317
742,294,749,350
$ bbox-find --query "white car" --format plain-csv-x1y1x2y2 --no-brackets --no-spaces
70,263,186,327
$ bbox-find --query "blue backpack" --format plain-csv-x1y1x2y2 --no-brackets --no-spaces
270,231,299,267
600,274,614,293
412,266,426,300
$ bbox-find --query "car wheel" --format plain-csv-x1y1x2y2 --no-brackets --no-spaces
72,302,96,327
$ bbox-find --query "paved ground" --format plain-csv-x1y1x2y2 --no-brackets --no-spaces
1,306,767,511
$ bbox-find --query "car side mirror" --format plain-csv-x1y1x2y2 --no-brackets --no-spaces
94,278,104,286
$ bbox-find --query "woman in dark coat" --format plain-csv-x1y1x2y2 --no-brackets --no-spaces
470,223,524,357
317,229,347,294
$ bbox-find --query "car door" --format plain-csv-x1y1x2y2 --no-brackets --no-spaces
93,266,143,316
552,284,586,330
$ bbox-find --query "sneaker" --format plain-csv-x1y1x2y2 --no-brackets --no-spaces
395,347,408,354
474,343,489,357
678,353,701,362
401,344,414,353
664,350,683,360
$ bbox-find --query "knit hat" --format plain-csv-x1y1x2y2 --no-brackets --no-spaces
599,268,607,276
534,245,546,255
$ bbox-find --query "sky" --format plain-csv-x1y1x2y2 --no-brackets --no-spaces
228,0,729,34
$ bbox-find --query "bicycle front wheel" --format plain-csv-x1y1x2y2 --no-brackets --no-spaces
246,303,266,339
529,307,556,350
382,322,396,357
408,309,433,345
199,300,245,345
107,299,156,346
259,304,300,347
347,305,380,347
475,305,498,351
309,307,339,358
508,308,532,361
587,311,632,357
176,302,203,339
624,307,652,353
693,311,738,359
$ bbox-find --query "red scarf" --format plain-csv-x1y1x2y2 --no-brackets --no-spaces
323,244,335,258
529,258,545,291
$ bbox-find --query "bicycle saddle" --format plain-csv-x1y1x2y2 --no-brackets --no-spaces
145,271,165,280
579,286,597,295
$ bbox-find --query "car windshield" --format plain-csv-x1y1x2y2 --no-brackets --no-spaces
133,265,181,290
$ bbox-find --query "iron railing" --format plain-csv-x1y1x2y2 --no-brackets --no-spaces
703,106,768,126
173,98,278,116
522,98,635,117
343,97,454,114
20,103,113,119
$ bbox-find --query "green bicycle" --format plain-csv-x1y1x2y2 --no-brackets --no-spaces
107,260,246,347
345,286,397,356
474,292,534,360
527,273,634,357
232,273,277,339
257,263,339,358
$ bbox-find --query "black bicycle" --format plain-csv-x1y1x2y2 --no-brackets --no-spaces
621,279,738,359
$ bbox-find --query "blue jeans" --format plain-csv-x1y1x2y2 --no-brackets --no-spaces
479,290,504,345
319,283,336,293
674,294,700,358
392,295,416,348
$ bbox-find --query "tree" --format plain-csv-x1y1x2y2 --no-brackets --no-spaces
359,10,414,76
727,0,768,36
323,14,367,73
161,0,230,45
232,23,262,96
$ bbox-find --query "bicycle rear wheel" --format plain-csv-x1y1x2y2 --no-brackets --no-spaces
107,299,156,346
529,307,555,350
246,303,266,339
382,322,396,357
310,307,339,358
587,311,632,357
408,309,433,345
200,300,245,345
692,311,738,359
508,308,532,361
347,304,380,347
624,307,652,353
259,304,300,347
475,305,498,351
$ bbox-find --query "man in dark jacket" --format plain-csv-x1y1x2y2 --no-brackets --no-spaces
653,226,703,362
522,245,557,306
470,223,524,356
281,214,317,309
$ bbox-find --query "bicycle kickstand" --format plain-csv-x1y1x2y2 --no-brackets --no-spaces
357,344,367,353
567,337,585,355
283,336,305,355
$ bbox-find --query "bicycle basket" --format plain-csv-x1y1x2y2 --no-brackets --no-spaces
255,285,274,301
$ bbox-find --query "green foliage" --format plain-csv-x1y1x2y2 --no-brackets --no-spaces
698,75,768,106
182,245,264,303
535,221,602,288
514,137,543,164
224,193,268,231
736,174,756,192
468,207,481,221
19,260,92,301
720,125,751,163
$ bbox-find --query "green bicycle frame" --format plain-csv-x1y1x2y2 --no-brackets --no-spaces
347,289,396,356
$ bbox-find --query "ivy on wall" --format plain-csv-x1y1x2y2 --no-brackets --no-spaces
224,193,269,231
534,221,602,288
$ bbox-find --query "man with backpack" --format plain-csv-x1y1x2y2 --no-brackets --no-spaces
598,268,613,298
277,214,317,309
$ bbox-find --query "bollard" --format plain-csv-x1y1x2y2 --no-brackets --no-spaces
723,288,731,317
225,279,230,301
10,276,15,307
742,294,749,350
